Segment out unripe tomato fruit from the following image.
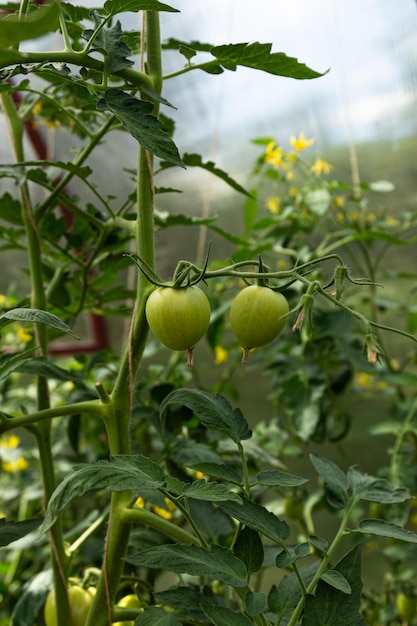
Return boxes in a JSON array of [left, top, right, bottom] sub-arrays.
[[145, 286, 211, 351], [230, 285, 289, 350], [44, 585, 94, 626], [396, 592, 417, 622], [114, 593, 143, 625]]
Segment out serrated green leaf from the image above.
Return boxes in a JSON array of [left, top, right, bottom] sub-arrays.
[[0, 308, 79, 339], [96, 88, 184, 167], [0, 3, 59, 48], [202, 605, 253, 626], [321, 570, 352, 594], [351, 519, 417, 543], [103, 0, 179, 15], [347, 467, 410, 504], [0, 518, 42, 547], [39, 455, 165, 535], [91, 20, 134, 73], [219, 496, 290, 544], [188, 462, 242, 485], [209, 42, 326, 79], [134, 606, 183, 625], [127, 544, 247, 587], [155, 585, 217, 621], [0, 191, 22, 225], [160, 389, 251, 443], [245, 591, 267, 617], [257, 469, 308, 487], [268, 561, 319, 617], [183, 479, 242, 503], [159, 153, 253, 197], [303, 546, 366, 626], [234, 527, 264, 574], [154, 210, 216, 230], [310, 452, 349, 506]]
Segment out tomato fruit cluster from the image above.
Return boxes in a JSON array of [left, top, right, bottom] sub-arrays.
[[145, 283, 289, 362], [44, 585, 94, 626], [230, 285, 289, 352]]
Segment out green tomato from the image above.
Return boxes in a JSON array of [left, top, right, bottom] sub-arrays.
[[230, 285, 289, 350], [114, 593, 143, 625], [44, 585, 94, 626], [145, 286, 211, 351], [396, 592, 417, 622]]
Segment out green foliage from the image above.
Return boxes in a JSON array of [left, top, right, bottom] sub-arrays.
[[0, 3, 416, 626]]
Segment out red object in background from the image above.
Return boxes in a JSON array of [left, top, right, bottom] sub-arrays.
[[10, 90, 109, 355]]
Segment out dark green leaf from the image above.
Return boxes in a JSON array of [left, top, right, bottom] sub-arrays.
[[127, 544, 247, 587], [0, 308, 79, 339], [303, 546, 366, 625], [155, 585, 218, 621], [39, 455, 165, 534], [188, 462, 242, 486], [219, 497, 290, 544], [17, 357, 82, 382], [154, 211, 216, 230], [0, 349, 34, 383], [268, 561, 318, 617], [321, 570, 352, 594], [159, 152, 252, 197], [96, 88, 184, 167], [93, 20, 134, 73], [208, 42, 326, 79], [276, 542, 311, 568], [234, 527, 264, 574], [347, 467, 410, 504], [201, 605, 253, 626], [103, 0, 180, 15], [0, 192, 22, 225], [257, 469, 308, 487], [351, 519, 417, 543], [160, 389, 252, 443], [310, 452, 349, 506], [134, 606, 183, 625], [11, 570, 52, 625], [0, 3, 59, 48], [182, 480, 242, 503], [245, 591, 267, 617], [0, 518, 42, 547]]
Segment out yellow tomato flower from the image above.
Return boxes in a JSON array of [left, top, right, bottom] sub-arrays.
[[264, 141, 284, 168], [0, 434, 20, 449], [3, 457, 29, 472], [266, 197, 280, 215], [152, 498, 176, 520], [15, 325, 32, 342], [214, 346, 228, 365], [289, 186, 300, 198], [135, 496, 145, 509], [333, 195, 345, 208], [194, 471, 205, 480], [286, 170, 296, 181], [0, 294, 6, 306], [365, 213, 376, 222], [290, 132, 315, 151], [355, 372, 372, 389], [310, 157, 332, 176]]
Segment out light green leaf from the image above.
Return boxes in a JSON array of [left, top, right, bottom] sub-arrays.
[[96, 88, 184, 167], [305, 188, 331, 215], [321, 570, 352, 594], [207, 42, 326, 79], [0, 308, 79, 339], [368, 180, 395, 193], [351, 519, 417, 543], [160, 389, 252, 443], [0, 3, 59, 49], [127, 544, 248, 587]]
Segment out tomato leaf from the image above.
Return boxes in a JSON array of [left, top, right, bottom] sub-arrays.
[[219, 497, 290, 544], [0, 308, 79, 339], [201, 605, 253, 626], [257, 469, 309, 487], [310, 452, 349, 507], [234, 527, 264, 574], [350, 519, 417, 543], [245, 591, 267, 617], [0, 349, 35, 383], [187, 463, 243, 486], [0, 518, 42, 547], [127, 544, 248, 587], [182, 480, 242, 504], [303, 546, 366, 625], [160, 389, 252, 443], [96, 88, 184, 167], [204, 42, 327, 79], [0, 3, 59, 48], [103, 0, 180, 15]]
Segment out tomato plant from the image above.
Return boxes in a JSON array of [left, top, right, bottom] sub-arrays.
[[44, 586, 94, 626], [113, 594, 143, 626], [145, 286, 211, 357], [229, 285, 289, 360], [396, 592, 417, 622]]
